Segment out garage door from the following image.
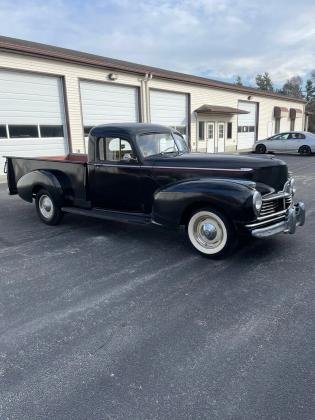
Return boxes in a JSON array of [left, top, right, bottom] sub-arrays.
[[80, 81, 139, 149], [149, 90, 188, 138], [0, 70, 68, 175], [237, 101, 257, 150]]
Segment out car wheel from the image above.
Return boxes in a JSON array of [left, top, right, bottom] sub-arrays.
[[255, 144, 266, 154], [298, 145, 312, 156], [186, 209, 237, 258], [35, 189, 63, 225]]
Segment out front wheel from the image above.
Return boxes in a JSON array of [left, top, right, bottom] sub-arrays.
[[35, 189, 63, 225], [186, 209, 237, 258], [255, 144, 266, 154]]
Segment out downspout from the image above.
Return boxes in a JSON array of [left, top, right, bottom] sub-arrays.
[[139, 73, 153, 122], [194, 111, 198, 152]]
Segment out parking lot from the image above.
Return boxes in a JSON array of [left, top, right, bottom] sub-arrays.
[[0, 154, 314, 419]]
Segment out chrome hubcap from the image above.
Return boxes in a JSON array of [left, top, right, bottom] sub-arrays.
[[201, 223, 217, 241], [194, 216, 224, 249], [39, 195, 54, 219]]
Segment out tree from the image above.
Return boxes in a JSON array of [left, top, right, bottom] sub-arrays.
[[255, 72, 274, 92], [281, 76, 304, 98], [305, 79, 315, 102], [234, 75, 243, 86]]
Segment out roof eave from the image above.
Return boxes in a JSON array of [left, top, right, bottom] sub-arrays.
[[0, 35, 306, 104]]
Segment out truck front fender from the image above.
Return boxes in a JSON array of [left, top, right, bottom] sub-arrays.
[[152, 178, 256, 227], [17, 170, 65, 205]]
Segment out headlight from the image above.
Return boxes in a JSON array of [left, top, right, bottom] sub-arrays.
[[253, 191, 262, 215]]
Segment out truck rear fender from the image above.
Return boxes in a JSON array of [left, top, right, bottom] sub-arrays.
[[152, 178, 257, 227], [17, 170, 65, 205]]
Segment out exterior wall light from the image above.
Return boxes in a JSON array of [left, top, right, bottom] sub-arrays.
[[108, 73, 118, 81]]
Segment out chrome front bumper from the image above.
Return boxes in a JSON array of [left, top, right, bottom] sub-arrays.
[[248, 202, 305, 239]]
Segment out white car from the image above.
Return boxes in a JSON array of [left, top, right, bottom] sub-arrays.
[[254, 131, 315, 155]]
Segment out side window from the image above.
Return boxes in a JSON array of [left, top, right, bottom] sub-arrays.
[[97, 137, 135, 162], [0, 125, 7, 138]]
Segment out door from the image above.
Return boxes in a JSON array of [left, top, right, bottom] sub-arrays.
[[0, 70, 68, 175], [237, 101, 257, 150], [268, 133, 290, 151], [149, 89, 188, 140], [89, 135, 143, 211], [287, 132, 305, 152], [217, 122, 225, 152], [80, 80, 139, 152], [206, 122, 215, 153]]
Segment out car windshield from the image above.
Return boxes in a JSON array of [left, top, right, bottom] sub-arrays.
[[136, 132, 188, 158]]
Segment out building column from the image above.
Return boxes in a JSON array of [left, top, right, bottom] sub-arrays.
[[63, 75, 85, 154]]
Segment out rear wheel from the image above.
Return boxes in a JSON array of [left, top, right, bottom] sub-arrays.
[[35, 189, 63, 225], [298, 145, 312, 156], [255, 144, 266, 154], [186, 209, 237, 258]]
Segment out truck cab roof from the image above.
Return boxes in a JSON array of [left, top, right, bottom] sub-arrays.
[[90, 123, 173, 138]]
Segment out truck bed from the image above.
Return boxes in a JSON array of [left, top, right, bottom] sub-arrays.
[[6, 154, 89, 206]]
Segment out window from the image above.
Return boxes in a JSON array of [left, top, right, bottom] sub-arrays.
[[9, 125, 38, 138], [137, 132, 188, 158], [84, 126, 93, 136], [0, 125, 7, 138], [97, 137, 135, 162], [218, 124, 224, 139], [198, 121, 205, 140], [40, 125, 64, 138], [208, 123, 214, 139], [290, 133, 305, 139], [238, 125, 255, 133], [227, 122, 232, 139], [290, 119, 295, 131], [275, 118, 281, 134]]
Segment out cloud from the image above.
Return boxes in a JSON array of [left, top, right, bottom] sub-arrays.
[[0, 0, 314, 86]]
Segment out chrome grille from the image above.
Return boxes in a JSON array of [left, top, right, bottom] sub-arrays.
[[259, 193, 292, 219]]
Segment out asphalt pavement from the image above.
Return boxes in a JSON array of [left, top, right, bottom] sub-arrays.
[[0, 154, 314, 419]]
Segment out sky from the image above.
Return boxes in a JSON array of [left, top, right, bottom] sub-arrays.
[[0, 0, 314, 88]]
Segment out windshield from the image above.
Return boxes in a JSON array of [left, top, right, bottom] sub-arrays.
[[136, 132, 188, 158]]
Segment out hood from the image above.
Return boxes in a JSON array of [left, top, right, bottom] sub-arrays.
[[147, 152, 288, 192]]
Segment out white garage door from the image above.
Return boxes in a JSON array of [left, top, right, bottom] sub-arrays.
[[237, 101, 257, 150], [149, 90, 188, 138], [80, 81, 139, 149], [0, 70, 68, 175]]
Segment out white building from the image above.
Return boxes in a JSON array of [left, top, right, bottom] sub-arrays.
[[0, 35, 306, 174]]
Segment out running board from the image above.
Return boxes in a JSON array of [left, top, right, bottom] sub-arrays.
[[61, 206, 152, 225]]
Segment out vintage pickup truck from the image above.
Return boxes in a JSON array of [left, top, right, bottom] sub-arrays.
[[5, 123, 305, 257]]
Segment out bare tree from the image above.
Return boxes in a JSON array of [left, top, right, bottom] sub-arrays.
[[281, 76, 304, 98]]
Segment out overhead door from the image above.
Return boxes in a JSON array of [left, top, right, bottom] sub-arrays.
[[80, 81, 139, 149], [237, 101, 258, 150], [149, 90, 188, 139], [0, 70, 68, 175]]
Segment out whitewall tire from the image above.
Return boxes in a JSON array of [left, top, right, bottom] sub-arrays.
[[187, 209, 236, 257]]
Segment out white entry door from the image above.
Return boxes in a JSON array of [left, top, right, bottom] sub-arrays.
[[217, 122, 225, 152], [206, 122, 215, 153]]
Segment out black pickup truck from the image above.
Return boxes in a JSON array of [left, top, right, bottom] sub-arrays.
[[5, 123, 305, 257]]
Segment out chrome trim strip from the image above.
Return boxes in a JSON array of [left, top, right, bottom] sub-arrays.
[[246, 215, 286, 228], [89, 163, 254, 172], [257, 209, 287, 221], [262, 192, 291, 201]]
